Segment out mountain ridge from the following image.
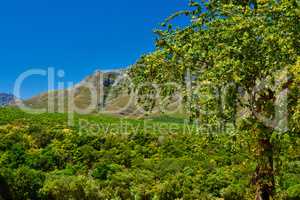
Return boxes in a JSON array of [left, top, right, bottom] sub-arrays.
[[0, 93, 15, 106], [22, 69, 139, 115]]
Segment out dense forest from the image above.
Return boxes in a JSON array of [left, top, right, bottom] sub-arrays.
[[0, 0, 299, 199], [0, 107, 299, 200]]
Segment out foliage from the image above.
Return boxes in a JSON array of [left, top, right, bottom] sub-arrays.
[[0, 0, 299, 199], [129, 0, 300, 199], [0, 107, 299, 199]]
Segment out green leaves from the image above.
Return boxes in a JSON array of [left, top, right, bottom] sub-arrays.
[[129, 0, 299, 199], [0, 0, 300, 199]]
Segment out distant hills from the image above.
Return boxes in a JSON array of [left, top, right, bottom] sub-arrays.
[[21, 69, 182, 117], [0, 93, 15, 106], [23, 70, 143, 116]]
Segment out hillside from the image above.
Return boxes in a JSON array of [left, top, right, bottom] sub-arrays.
[[0, 93, 15, 106], [24, 71, 117, 110], [23, 70, 183, 117], [1, 1, 299, 199], [0, 107, 299, 200], [23, 70, 140, 115]]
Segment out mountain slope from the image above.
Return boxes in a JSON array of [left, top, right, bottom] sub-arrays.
[[0, 93, 15, 106], [23, 69, 184, 117], [23, 70, 139, 114]]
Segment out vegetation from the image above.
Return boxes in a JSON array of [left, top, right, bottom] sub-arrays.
[[129, 0, 300, 199], [0, 0, 299, 199], [0, 107, 299, 200]]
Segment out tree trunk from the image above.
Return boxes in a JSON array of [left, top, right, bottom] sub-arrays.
[[254, 137, 275, 200], [249, 88, 276, 200]]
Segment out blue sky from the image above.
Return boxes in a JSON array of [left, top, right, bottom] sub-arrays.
[[0, 0, 189, 99]]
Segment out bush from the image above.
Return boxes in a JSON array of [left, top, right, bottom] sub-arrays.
[[221, 184, 245, 200], [286, 184, 300, 200], [12, 167, 45, 200]]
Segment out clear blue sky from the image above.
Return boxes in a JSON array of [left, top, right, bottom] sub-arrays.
[[0, 0, 189, 99]]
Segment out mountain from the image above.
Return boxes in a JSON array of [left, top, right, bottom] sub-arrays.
[[0, 93, 15, 106], [23, 69, 183, 116], [23, 70, 140, 115]]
